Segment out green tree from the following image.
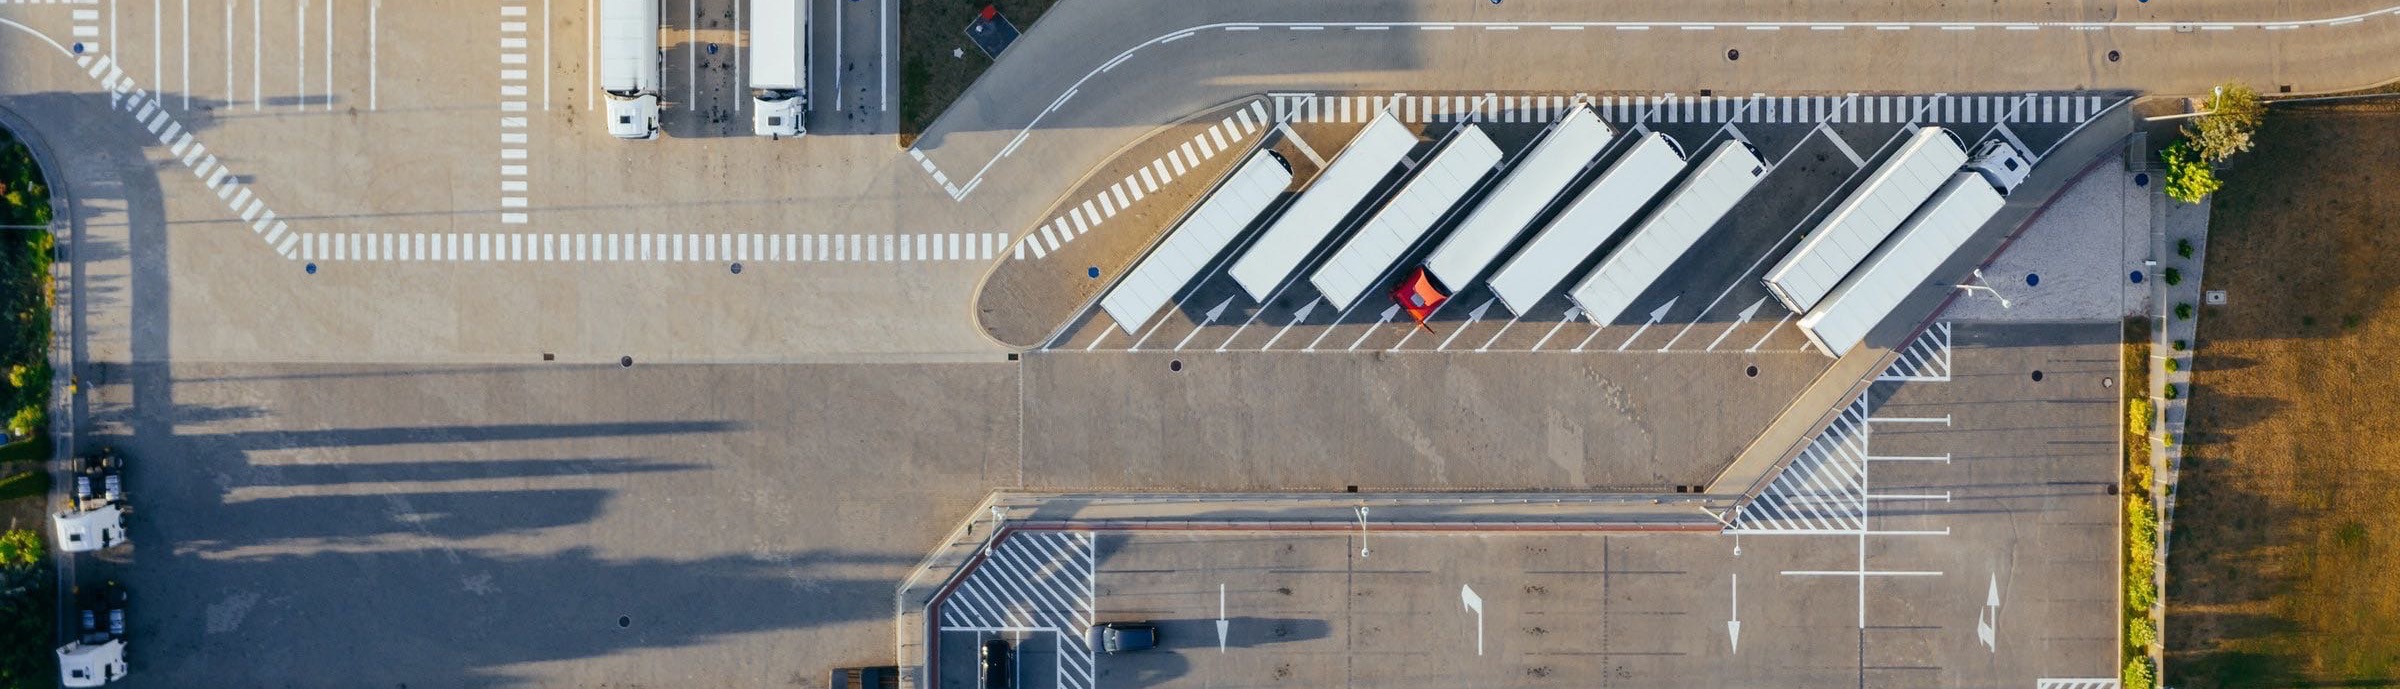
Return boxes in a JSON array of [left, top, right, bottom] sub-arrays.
[[2182, 83, 2266, 163], [0, 531, 36, 568], [2161, 142, 2221, 204]]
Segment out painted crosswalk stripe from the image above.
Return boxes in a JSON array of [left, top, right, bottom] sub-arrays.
[[1732, 396, 1871, 533], [1878, 322, 1954, 382]]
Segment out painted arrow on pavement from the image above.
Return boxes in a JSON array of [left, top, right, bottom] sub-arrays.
[[1617, 296, 1679, 352], [1174, 297, 1236, 350], [1340, 304, 1403, 352], [1260, 298, 1319, 351], [1704, 297, 1769, 351], [1436, 298, 1495, 351], [1728, 573, 1741, 654], [1530, 306, 1582, 351]]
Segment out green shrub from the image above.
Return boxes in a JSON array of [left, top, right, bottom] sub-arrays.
[[0, 529, 37, 566], [2172, 339, 2188, 352], [2164, 358, 2180, 373], [2175, 303, 2194, 320], [2163, 268, 2182, 286], [2125, 656, 2156, 689], [2164, 384, 2180, 400], [2129, 398, 2154, 436], [4, 407, 38, 439], [2183, 83, 2266, 163], [2161, 142, 2222, 204], [2127, 615, 2158, 650], [2177, 238, 2194, 259]]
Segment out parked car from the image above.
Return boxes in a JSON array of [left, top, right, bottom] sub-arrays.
[[979, 639, 1012, 689], [1093, 622, 1159, 654]]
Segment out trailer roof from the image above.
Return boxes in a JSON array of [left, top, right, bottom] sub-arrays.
[[1423, 106, 1615, 289], [748, 0, 803, 89], [1489, 132, 1689, 317], [1308, 126, 1503, 311], [1562, 139, 1764, 324], [598, 0, 660, 91], [1762, 126, 1966, 313], [1799, 173, 2005, 357], [1228, 112, 1418, 302], [1099, 151, 1293, 333]]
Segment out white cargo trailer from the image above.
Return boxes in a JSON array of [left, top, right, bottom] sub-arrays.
[[1488, 132, 1689, 317], [1761, 126, 1967, 312], [1561, 139, 1763, 324], [1099, 151, 1293, 334], [1422, 106, 1615, 290], [1797, 140, 2028, 357], [1227, 112, 1417, 302], [749, 0, 807, 137], [1308, 125, 1502, 311], [600, 0, 662, 139]]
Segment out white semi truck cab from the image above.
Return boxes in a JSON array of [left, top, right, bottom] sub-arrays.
[[53, 450, 127, 554], [59, 583, 129, 687], [1965, 139, 2030, 195], [750, 0, 807, 138], [600, 0, 662, 139]]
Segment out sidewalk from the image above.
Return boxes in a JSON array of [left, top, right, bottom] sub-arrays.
[[2145, 176, 2210, 676]]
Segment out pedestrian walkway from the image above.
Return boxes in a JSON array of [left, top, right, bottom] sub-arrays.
[[1013, 101, 1268, 260], [1272, 92, 2114, 126], [938, 530, 1096, 689], [1876, 322, 1954, 382], [1730, 396, 1870, 533], [73, 51, 298, 258], [289, 231, 1011, 263]]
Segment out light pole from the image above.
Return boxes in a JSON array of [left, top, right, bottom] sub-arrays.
[[1954, 268, 2012, 309], [1355, 506, 1370, 558]]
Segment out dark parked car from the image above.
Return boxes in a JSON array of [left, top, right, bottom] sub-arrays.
[[1094, 622, 1158, 654], [980, 639, 1012, 689]]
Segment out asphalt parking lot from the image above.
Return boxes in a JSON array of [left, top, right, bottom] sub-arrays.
[[1004, 90, 2122, 359], [934, 320, 2123, 689]]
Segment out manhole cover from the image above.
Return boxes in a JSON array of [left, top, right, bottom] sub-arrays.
[[2134, 173, 2150, 187], [618, 615, 631, 628], [305, 263, 318, 275], [2025, 273, 2040, 287], [1726, 49, 1740, 61], [2204, 290, 2227, 305], [2108, 50, 2121, 62], [1170, 360, 1183, 372], [2129, 270, 2145, 284], [2031, 370, 2045, 382], [1745, 365, 1758, 378], [620, 356, 634, 368]]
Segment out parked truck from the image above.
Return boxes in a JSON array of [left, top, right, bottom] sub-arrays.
[[600, 0, 661, 139], [58, 582, 128, 687], [52, 450, 127, 554], [1796, 139, 2030, 357], [749, 0, 807, 138]]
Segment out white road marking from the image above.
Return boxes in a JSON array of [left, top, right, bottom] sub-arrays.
[[296, 0, 306, 111], [369, 0, 377, 109]]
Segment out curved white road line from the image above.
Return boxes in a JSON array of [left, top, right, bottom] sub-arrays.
[[916, 4, 2400, 201], [0, 18, 75, 57]]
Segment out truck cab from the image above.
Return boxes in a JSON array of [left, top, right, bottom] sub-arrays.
[[59, 583, 129, 687], [54, 451, 128, 553], [1966, 140, 2031, 195], [752, 91, 806, 138], [606, 95, 661, 140]]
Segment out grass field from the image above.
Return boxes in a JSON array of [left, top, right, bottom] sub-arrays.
[[2164, 101, 2400, 688], [898, 0, 1060, 145]]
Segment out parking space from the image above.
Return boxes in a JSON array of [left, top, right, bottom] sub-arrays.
[[1010, 90, 2130, 360], [930, 319, 2120, 688]]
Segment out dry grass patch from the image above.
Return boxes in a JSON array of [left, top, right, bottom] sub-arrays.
[[2164, 103, 2400, 689]]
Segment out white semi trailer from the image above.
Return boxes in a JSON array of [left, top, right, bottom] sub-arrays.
[[600, 0, 662, 140], [1797, 140, 2030, 358], [749, 0, 807, 137]]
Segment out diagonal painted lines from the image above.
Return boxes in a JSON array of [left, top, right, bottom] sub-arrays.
[[2035, 680, 2119, 689], [1732, 396, 1871, 533], [1877, 322, 1953, 381], [499, 2, 533, 224], [1012, 100, 1265, 261], [74, 51, 299, 257], [939, 531, 1098, 689]]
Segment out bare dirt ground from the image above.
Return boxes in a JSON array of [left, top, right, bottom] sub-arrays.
[[2164, 101, 2400, 688]]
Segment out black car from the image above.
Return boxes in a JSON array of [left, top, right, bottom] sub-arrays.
[[980, 639, 1012, 689], [1093, 622, 1159, 654]]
